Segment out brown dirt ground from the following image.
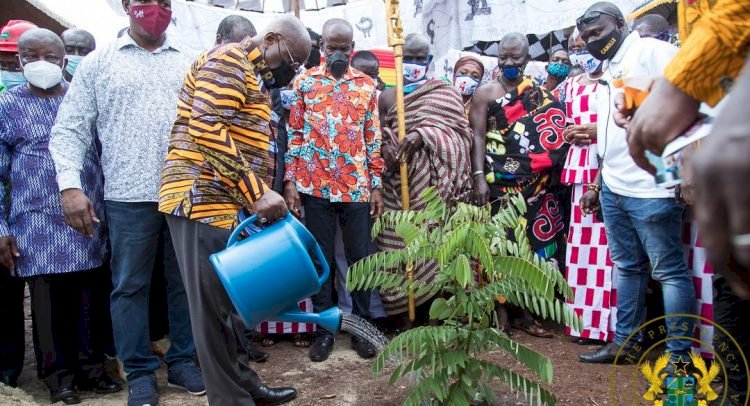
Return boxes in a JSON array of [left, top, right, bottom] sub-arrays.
[[10, 294, 644, 405]]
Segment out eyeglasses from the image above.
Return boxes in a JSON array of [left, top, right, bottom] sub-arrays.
[[278, 39, 301, 73], [576, 10, 622, 29]]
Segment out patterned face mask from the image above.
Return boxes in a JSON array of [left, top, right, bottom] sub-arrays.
[[547, 62, 571, 79], [569, 52, 602, 74], [403, 61, 428, 83], [280, 89, 295, 110], [453, 75, 480, 95]]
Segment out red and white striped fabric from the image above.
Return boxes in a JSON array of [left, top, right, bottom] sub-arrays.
[[565, 184, 617, 340], [255, 298, 317, 335], [683, 214, 715, 359], [560, 76, 600, 185]]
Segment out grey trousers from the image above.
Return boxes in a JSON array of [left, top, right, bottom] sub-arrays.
[[167, 215, 262, 406]]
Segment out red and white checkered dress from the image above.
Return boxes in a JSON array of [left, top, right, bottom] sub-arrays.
[[682, 213, 714, 359], [561, 76, 618, 341], [255, 298, 317, 335]]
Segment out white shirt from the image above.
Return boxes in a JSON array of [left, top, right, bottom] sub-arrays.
[[596, 32, 678, 199], [50, 34, 193, 202]]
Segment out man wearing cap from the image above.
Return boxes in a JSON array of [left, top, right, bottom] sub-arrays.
[[0, 20, 38, 93], [0, 19, 37, 387]]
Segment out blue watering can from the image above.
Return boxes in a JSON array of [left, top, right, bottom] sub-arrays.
[[209, 213, 341, 334]]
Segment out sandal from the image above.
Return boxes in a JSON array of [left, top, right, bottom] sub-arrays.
[[260, 336, 277, 347], [512, 318, 553, 338], [293, 333, 312, 348]]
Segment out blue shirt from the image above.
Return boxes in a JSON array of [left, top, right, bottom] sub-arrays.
[[0, 85, 106, 277]]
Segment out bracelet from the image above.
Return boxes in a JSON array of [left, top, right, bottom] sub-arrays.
[[472, 170, 484, 177], [586, 183, 601, 193]]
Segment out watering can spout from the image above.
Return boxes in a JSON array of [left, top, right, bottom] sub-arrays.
[[275, 306, 342, 334]]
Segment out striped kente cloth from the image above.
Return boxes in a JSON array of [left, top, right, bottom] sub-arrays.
[[159, 38, 275, 229], [377, 79, 473, 316]]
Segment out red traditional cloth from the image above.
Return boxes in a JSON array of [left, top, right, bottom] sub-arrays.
[[683, 213, 715, 359]]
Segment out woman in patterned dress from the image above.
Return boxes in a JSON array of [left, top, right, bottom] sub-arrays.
[[560, 31, 616, 344]]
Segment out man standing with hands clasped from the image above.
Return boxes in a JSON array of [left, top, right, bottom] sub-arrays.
[[284, 18, 385, 363]]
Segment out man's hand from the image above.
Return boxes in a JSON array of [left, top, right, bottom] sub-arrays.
[[563, 124, 597, 146], [579, 190, 600, 215], [61, 188, 99, 236], [0, 235, 20, 273], [370, 189, 384, 219], [382, 144, 398, 169], [253, 190, 289, 223], [397, 132, 424, 163], [626, 79, 700, 174], [472, 176, 490, 207], [283, 181, 301, 218], [613, 92, 632, 129]]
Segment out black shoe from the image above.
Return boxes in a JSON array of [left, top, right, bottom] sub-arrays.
[[351, 336, 376, 359], [248, 344, 270, 363], [77, 375, 123, 394], [578, 342, 633, 364], [50, 387, 81, 405], [309, 335, 335, 362], [251, 385, 297, 406]]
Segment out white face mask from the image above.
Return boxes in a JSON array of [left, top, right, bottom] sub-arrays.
[[453, 75, 480, 95], [23, 60, 63, 90], [280, 89, 295, 110], [403, 62, 428, 83], [569, 52, 602, 75]]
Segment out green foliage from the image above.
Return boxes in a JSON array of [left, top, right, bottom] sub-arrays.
[[348, 187, 581, 405]]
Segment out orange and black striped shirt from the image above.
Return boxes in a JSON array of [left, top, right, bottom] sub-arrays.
[[159, 38, 275, 229]]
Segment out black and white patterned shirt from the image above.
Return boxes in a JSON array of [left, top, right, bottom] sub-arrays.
[[50, 33, 193, 202]]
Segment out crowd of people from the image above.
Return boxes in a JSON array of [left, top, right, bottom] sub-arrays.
[[0, 0, 748, 405]]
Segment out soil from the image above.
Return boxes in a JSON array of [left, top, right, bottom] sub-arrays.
[[9, 296, 642, 405]]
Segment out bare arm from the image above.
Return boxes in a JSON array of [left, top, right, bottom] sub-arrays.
[[469, 86, 490, 206]]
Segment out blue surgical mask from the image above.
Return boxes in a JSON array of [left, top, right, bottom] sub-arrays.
[[500, 66, 523, 81], [0, 70, 27, 90], [64, 55, 84, 77]]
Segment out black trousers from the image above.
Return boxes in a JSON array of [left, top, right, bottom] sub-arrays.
[[166, 215, 263, 406], [713, 277, 750, 405], [0, 269, 25, 385], [302, 195, 373, 334], [28, 269, 105, 392]]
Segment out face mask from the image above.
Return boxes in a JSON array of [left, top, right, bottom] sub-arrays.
[[280, 89, 295, 110], [569, 52, 602, 74], [0, 70, 27, 90], [130, 4, 172, 38], [453, 75, 480, 95], [64, 55, 83, 77], [267, 60, 296, 89], [23, 61, 63, 90], [586, 28, 623, 61], [326, 50, 349, 78], [403, 62, 428, 83], [499, 65, 523, 81], [547, 62, 571, 79]]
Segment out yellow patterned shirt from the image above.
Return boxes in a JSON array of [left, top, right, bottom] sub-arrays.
[[159, 38, 275, 229], [664, 0, 750, 106]]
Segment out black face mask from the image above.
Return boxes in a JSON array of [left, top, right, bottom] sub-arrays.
[[587, 27, 624, 61], [267, 60, 297, 89], [326, 51, 349, 78]]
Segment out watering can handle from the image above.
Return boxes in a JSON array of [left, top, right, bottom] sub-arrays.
[[226, 214, 260, 248]]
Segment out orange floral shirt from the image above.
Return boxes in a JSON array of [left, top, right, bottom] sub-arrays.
[[285, 66, 385, 202]]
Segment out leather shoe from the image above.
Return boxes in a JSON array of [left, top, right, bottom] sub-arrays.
[[351, 335, 376, 359], [309, 335, 335, 362], [50, 387, 81, 405], [77, 375, 123, 394], [578, 342, 634, 364], [251, 385, 297, 406], [248, 344, 269, 363]]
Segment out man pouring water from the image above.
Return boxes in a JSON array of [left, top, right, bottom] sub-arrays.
[[157, 15, 310, 406]]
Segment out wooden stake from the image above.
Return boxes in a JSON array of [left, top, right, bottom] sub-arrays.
[[385, 0, 415, 322], [293, 0, 301, 18]]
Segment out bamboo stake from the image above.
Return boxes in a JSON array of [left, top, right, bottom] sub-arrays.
[[384, 0, 415, 322]]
